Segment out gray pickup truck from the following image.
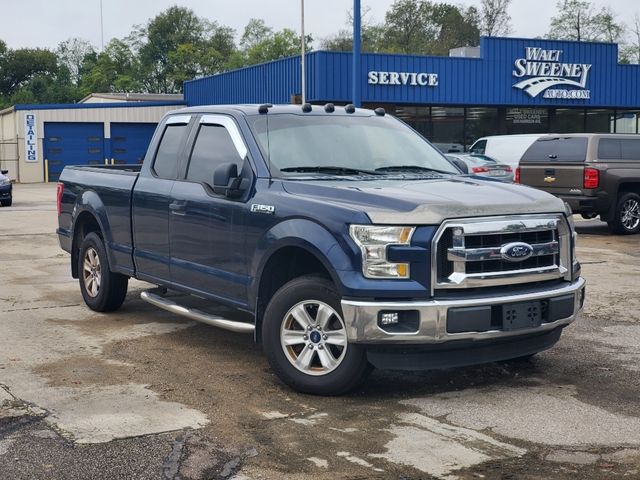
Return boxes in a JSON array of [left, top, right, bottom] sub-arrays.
[[518, 134, 640, 234], [57, 104, 585, 395]]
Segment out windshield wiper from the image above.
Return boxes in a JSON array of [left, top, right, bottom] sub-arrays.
[[375, 165, 451, 174], [280, 166, 383, 176]]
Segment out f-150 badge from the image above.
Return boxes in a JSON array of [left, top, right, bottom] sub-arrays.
[[250, 204, 275, 215]]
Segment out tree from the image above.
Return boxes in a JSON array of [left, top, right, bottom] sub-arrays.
[[479, 0, 512, 36], [320, 8, 390, 53], [233, 18, 312, 68], [0, 47, 58, 98], [548, 0, 624, 43], [56, 38, 96, 85], [620, 14, 640, 64]]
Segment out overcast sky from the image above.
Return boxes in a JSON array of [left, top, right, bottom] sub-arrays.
[[1, 0, 638, 50]]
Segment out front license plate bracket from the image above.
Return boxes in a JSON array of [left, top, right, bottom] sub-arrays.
[[502, 301, 542, 331]]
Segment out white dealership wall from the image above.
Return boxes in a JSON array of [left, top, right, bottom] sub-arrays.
[[0, 102, 183, 183]]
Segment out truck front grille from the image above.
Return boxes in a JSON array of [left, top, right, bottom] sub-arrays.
[[432, 215, 571, 293]]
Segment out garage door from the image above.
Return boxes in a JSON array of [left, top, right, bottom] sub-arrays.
[[44, 123, 105, 181], [110, 123, 157, 165]]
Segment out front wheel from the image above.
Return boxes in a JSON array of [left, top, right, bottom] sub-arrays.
[[608, 192, 640, 235], [78, 232, 128, 312], [0, 199, 11, 207], [262, 276, 371, 395]]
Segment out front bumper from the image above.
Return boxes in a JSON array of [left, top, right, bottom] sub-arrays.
[[341, 277, 585, 344]]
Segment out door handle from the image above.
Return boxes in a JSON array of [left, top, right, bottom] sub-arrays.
[[169, 201, 186, 216]]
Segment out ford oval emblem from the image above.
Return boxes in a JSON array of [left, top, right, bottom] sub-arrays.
[[500, 242, 534, 262]]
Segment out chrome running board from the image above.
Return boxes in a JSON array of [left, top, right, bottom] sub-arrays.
[[140, 289, 255, 334]]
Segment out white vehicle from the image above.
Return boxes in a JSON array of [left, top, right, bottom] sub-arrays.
[[469, 134, 548, 169]]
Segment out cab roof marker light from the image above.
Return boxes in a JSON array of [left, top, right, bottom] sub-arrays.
[[258, 104, 273, 114], [324, 103, 335, 113], [374, 107, 386, 116], [345, 104, 356, 114], [301, 103, 312, 113]]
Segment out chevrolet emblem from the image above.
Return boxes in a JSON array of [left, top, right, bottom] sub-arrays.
[[544, 176, 556, 183]]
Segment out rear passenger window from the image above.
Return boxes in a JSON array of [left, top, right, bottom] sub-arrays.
[[621, 139, 640, 160], [186, 125, 243, 185], [153, 124, 188, 179], [470, 140, 486, 154], [598, 139, 621, 159], [521, 137, 588, 162]]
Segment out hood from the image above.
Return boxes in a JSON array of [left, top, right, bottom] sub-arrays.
[[282, 176, 565, 225]]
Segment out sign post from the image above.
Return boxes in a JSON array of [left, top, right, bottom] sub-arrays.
[[352, 0, 361, 107]]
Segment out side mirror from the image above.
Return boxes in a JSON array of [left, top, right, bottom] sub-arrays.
[[213, 163, 243, 197], [0, 170, 7, 175], [450, 158, 469, 174]]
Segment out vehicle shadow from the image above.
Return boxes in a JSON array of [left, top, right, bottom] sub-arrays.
[[574, 219, 612, 236]]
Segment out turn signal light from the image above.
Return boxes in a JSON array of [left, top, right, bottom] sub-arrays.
[[504, 166, 512, 172], [515, 167, 521, 184], [56, 182, 64, 215], [583, 168, 599, 189]]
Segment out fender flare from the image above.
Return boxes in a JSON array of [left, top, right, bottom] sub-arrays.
[[248, 219, 355, 312]]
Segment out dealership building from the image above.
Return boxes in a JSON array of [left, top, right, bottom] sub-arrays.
[[186, 36, 640, 151], [2, 36, 640, 183]]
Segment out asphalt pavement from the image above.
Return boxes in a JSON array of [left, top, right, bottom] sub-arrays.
[[1, 183, 640, 479]]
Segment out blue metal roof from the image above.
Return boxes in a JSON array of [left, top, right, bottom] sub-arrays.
[[184, 37, 640, 109]]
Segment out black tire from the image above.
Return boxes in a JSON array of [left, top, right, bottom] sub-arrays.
[[607, 192, 640, 235], [78, 232, 128, 312], [262, 275, 371, 395], [0, 199, 11, 207]]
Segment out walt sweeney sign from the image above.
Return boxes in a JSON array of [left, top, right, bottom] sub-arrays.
[[512, 47, 592, 100]]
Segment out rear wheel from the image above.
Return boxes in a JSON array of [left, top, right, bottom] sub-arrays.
[[608, 192, 640, 235], [78, 232, 128, 312], [262, 276, 371, 395]]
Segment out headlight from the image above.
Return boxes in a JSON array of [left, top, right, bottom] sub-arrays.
[[0, 178, 9, 186], [349, 225, 415, 279]]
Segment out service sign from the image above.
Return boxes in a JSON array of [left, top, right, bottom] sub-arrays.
[[368, 71, 439, 87], [24, 113, 38, 162], [512, 47, 592, 100]]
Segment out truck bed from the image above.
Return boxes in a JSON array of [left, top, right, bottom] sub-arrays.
[[58, 165, 142, 277]]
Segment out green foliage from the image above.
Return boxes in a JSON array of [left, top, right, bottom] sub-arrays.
[[322, 0, 479, 56], [548, 0, 624, 43]]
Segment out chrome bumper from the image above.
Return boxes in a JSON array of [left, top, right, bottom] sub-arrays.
[[341, 277, 585, 344]]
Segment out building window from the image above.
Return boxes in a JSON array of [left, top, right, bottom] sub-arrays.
[[431, 107, 465, 152], [504, 108, 549, 134], [465, 108, 498, 148], [613, 111, 640, 134], [585, 109, 615, 133], [394, 106, 430, 139], [551, 109, 585, 133]]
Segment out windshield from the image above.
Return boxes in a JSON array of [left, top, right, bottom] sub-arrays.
[[247, 113, 459, 177]]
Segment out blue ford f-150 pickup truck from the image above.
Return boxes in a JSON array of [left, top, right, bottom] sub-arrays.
[[57, 104, 585, 395]]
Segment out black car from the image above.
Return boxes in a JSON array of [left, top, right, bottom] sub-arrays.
[[0, 169, 12, 207]]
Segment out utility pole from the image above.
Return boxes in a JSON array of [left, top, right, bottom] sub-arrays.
[[352, 0, 361, 107], [100, 0, 105, 51], [301, 0, 306, 104]]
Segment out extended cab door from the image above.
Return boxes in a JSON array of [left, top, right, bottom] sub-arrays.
[[132, 115, 192, 283], [169, 115, 251, 306], [519, 136, 588, 195]]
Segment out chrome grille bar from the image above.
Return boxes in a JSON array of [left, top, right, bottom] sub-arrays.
[[432, 214, 572, 293], [447, 240, 559, 262]]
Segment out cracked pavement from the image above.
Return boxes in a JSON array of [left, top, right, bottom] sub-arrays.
[[1, 183, 640, 479]]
